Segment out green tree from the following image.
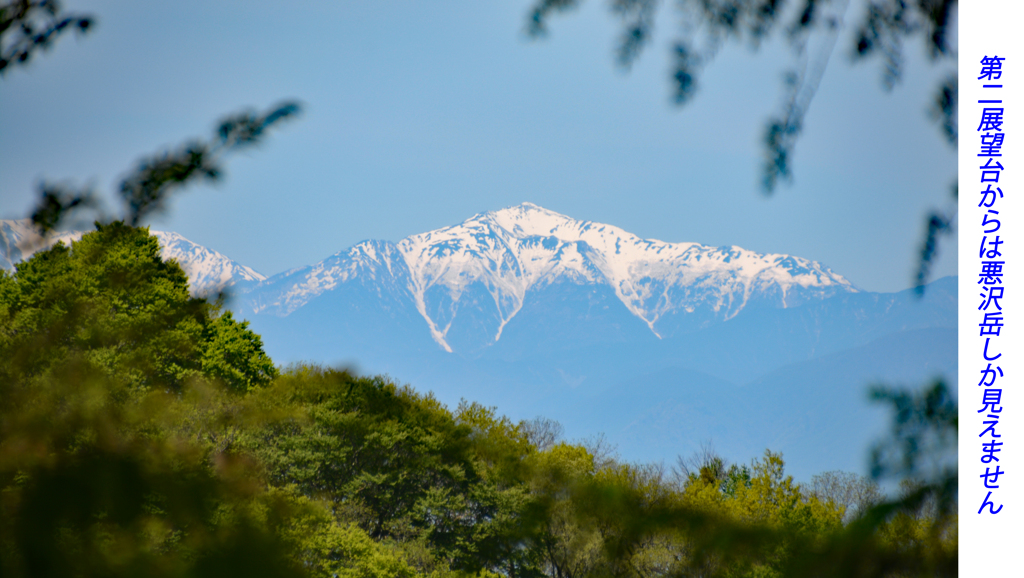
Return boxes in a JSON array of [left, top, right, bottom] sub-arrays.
[[0, 221, 277, 393], [528, 442, 604, 578], [201, 309, 279, 393], [240, 368, 541, 577]]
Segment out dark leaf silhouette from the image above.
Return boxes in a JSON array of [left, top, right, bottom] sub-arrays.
[[0, 0, 93, 74]]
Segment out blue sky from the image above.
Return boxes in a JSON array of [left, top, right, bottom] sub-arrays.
[[0, 0, 957, 292]]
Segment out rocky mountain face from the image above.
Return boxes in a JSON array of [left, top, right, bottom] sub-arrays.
[[1, 219, 265, 296], [1, 207, 957, 480]]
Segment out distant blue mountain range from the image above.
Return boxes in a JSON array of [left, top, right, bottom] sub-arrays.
[[1, 205, 957, 480]]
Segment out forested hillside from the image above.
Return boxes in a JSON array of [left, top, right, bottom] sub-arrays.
[[0, 224, 956, 577]]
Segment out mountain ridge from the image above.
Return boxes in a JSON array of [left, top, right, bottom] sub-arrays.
[[241, 203, 858, 352]]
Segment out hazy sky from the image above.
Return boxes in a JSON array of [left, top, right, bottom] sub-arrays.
[[1, 0, 957, 292]]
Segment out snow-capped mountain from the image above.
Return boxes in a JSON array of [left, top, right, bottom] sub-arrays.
[[152, 230, 266, 294], [0, 219, 265, 296], [0, 220, 82, 271], [244, 203, 856, 351], [6, 205, 860, 353]]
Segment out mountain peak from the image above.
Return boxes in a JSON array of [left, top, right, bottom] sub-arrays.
[[484, 202, 583, 240], [365, 204, 857, 350], [495, 201, 547, 213]]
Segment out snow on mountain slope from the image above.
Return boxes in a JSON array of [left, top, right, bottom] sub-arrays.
[[244, 239, 410, 316], [152, 230, 265, 294], [401, 204, 855, 347], [0, 220, 81, 270], [0, 220, 264, 296], [250, 203, 857, 351]]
